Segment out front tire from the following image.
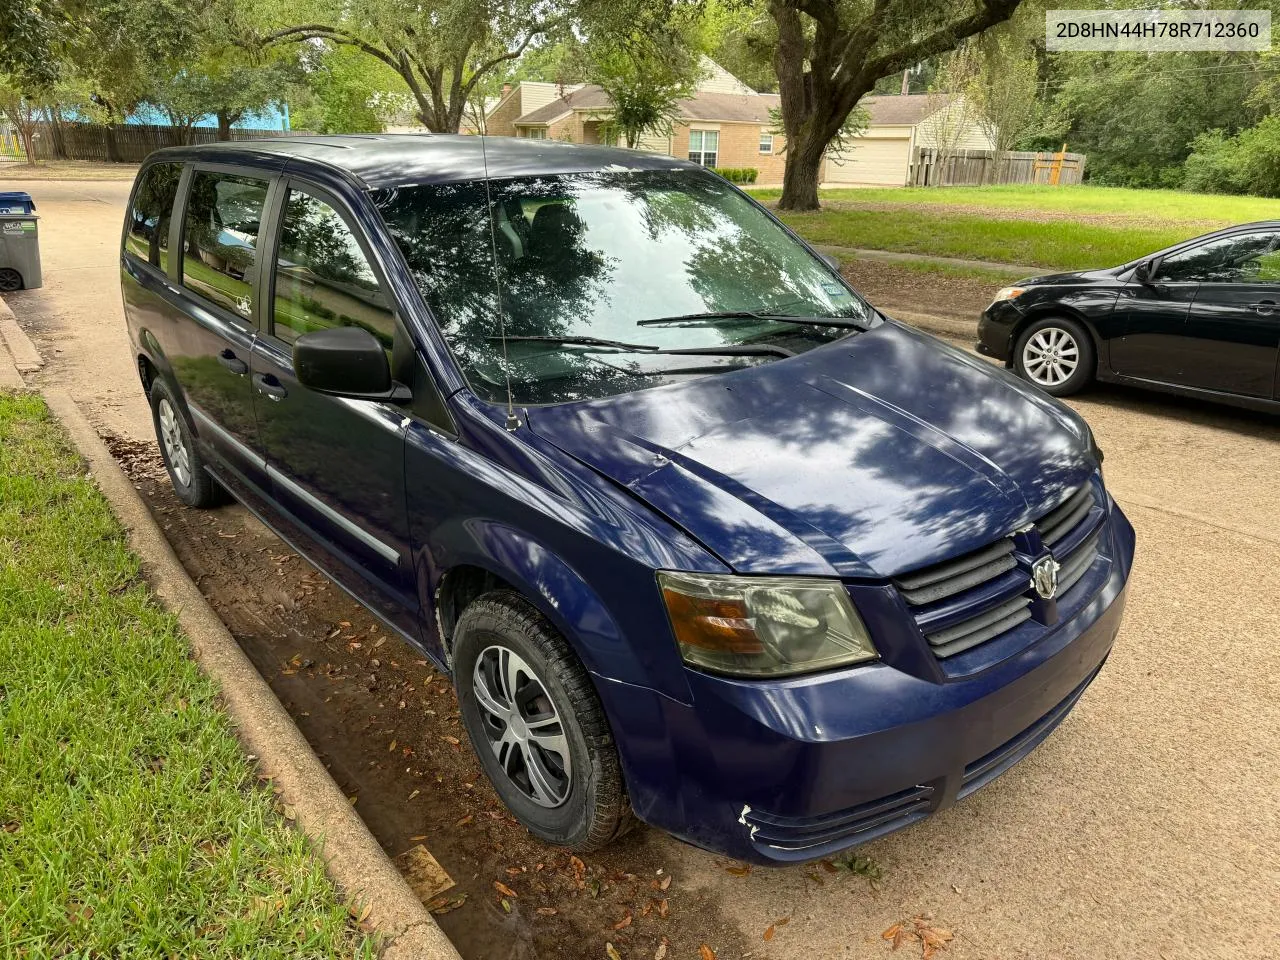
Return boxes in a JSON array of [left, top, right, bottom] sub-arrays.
[[149, 379, 220, 508], [1014, 316, 1095, 396], [453, 590, 633, 851]]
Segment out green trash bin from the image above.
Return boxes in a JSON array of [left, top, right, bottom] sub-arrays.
[[0, 205, 42, 292]]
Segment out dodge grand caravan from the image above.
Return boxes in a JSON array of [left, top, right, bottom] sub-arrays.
[[120, 136, 1135, 864]]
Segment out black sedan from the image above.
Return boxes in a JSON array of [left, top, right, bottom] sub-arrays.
[[977, 222, 1280, 412]]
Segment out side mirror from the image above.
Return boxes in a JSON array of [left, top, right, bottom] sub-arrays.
[[293, 326, 410, 402], [1133, 260, 1155, 284], [819, 252, 841, 272]]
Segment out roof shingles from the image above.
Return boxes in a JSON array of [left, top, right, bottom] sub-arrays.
[[514, 86, 945, 129]]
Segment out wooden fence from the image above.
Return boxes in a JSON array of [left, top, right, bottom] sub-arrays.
[[0, 122, 305, 164], [911, 147, 1087, 187]]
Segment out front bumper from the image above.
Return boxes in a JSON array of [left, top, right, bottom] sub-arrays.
[[977, 299, 1024, 363], [596, 503, 1135, 864]]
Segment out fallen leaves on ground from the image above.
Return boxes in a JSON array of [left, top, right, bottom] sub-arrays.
[[699, 945, 717, 960], [763, 916, 791, 940], [613, 911, 633, 930], [605, 944, 622, 960], [493, 880, 519, 899], [724, 863, 752, 877], [882, 916, 955, 959], [427, 892, 467, 915]]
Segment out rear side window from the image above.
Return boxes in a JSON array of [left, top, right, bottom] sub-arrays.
[[271, 188, 394, 348], [181, 171, 269, 319], [125, 163, 182, 270]]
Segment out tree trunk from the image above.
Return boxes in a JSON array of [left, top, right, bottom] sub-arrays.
[[216, 112, 233, 141], [18, 127, 36, 165], [778, 131, 825, 210], [104, 124, 121, 163]]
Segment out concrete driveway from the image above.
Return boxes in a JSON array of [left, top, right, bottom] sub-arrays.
[[7, 178, 1280, 960]]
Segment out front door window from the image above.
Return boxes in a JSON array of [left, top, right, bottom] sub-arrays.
[[1158, 232, 1280, 283], [271, 188, 395, 349]]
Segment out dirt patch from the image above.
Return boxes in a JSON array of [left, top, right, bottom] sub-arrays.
[[840, 259, 998, 322], [104, 434, 753, 960]]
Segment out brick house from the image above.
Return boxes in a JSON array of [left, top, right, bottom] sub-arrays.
[[486, 60, 791, 183], [483, 61, 992, 187]]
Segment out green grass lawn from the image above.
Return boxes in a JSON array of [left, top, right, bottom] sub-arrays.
[[750, 184, 1280, 224], [749, 183, 1280, 272], [775, 206, 1184, 271], [0, 393, 374, 959]]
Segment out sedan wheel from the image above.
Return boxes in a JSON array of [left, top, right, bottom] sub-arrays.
[[472, 644, 573, 808], [1021, 326, 1080, 388]]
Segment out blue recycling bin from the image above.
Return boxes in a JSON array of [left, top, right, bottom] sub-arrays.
[[0, 191, 36, 215]]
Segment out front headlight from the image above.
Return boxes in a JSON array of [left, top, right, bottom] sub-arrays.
[[991, 286, 1025, 303], [657, 571, 878, 677]]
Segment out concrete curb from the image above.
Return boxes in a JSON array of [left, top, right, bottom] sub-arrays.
[[817, 243, 1041, 278], [0, 296, 44, 373], [38, 389, 460, 960]]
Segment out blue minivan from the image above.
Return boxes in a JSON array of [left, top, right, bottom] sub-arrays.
[[121, 136, 1134, 864]]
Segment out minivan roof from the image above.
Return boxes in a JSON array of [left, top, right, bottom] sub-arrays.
[[148, 134, 694, 190]]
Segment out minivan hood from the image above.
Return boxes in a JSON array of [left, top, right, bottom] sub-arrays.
[[527, 322, 1096, 579]]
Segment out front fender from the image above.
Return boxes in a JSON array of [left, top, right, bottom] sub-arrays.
[[425, 522, 653, 684]]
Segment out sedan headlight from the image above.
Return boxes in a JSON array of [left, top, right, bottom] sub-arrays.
[[657, 572, 878, 677], [991, 286, 1025, 303]]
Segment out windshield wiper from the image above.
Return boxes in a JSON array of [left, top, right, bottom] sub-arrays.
[[489, 336, 794, 358], [489, 335, 659, 351], [637, 310, 865, 329]]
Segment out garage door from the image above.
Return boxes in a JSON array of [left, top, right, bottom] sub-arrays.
[[824, 137, 911, 186]]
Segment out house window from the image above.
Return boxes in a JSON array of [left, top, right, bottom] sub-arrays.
[[688, 130, 719, 167], [520, 127, 548, 140], [759, 132, 773, 155]]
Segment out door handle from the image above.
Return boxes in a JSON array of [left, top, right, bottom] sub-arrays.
[[253, 372, 288, 401], [217, 349, 248, 375], [1256, 300, 1276, 316]]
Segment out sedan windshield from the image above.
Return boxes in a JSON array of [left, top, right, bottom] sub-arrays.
[[375, 168, 871, 404]]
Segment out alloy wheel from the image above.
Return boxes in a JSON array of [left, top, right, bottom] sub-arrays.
[[1022, 327, 1080, 387], [157, 398, 191, 488], [472, 644, 573, 808], [0, 269, 20, 293]]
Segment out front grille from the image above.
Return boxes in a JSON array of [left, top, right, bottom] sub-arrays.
[[744, 784, 935, 856], [894, 483, 1105, 660]]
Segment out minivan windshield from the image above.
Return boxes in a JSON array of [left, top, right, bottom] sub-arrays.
[[375, 168, 871, 404]]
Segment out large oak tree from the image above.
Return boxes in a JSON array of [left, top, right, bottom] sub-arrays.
[[258, 0, 571, 133], [769, 0, 1025, 209]]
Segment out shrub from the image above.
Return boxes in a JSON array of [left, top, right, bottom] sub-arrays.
[[1185, 115, 1280, 197], [1184, 130, 1249, 195], [711, 167, 759, 184]]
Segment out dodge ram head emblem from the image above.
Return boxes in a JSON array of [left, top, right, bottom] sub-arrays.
[[1031, 556, 1061, 599]]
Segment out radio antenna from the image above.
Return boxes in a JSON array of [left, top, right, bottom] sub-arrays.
[[478, 134, 520, 432]]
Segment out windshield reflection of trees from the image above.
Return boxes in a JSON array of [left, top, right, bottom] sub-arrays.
[[375, 170, 864, 404]]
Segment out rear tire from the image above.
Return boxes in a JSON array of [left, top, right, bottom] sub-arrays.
[[453, 590, 633, 851], [1014, 316, 1095, 397], [149, 379, 220, 508]]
